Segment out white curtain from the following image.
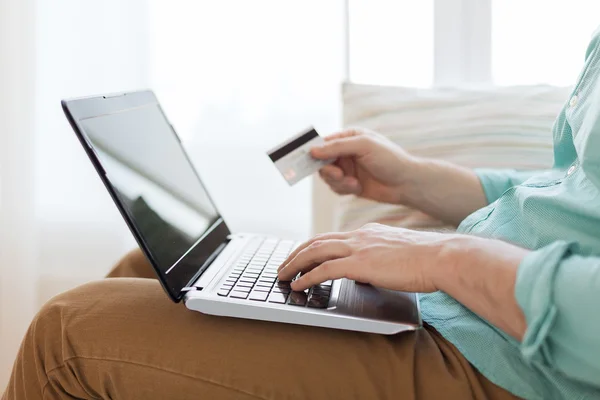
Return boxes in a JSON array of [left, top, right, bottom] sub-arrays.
[[33, 0, 151, 305], [0, 0, 344, 387], [0, 0, 37, 384], [1, 0, 151, 385]]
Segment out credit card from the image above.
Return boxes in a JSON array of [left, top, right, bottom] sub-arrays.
[[267, 127, 334, 186]]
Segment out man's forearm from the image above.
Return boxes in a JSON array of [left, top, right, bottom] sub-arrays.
[[433, 235, 530, 340], [402, 159, 489, 226]]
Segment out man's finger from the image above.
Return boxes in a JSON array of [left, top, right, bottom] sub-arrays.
[[321, 174, 361, 195], [337, 157, 356, 177], [278, 239, 351, 281], [310, 136, 368, 160], [278, 232, 347, 273], [290, 258, 351, 291], [323, 130, 360, 142], [319, 165, 344, 181]]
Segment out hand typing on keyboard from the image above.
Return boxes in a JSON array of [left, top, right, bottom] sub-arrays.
[[217, 238, 333, 308], [277, 223, 453, 293]]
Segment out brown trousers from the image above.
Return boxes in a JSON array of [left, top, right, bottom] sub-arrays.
[[2, 250, 519, 400]]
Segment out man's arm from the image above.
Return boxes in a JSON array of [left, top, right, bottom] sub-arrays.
[[399, 159, 489, 226], [311, 130, 543, 227], [403, 159, 543, 226], [435, 238, 600, 387], [280, 224, 600, 387], [432, 235, 529, 339]]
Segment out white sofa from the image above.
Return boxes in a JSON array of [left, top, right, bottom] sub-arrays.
[[312, 82, 571, 234]]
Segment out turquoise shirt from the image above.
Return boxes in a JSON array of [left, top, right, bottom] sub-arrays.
[[421, 28, 600, 399]]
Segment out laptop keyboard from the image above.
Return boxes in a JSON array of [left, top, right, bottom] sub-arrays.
[[217, 238, 332, 308]]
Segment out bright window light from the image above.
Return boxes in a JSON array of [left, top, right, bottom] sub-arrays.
[[348, 0, 434, 87], [493, 0, 600, 86]]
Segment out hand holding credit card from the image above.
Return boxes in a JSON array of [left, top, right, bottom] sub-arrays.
[[267, 128, 334, 185]]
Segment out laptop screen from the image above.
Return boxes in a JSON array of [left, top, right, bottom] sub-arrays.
[[70, 95, 228, 301]]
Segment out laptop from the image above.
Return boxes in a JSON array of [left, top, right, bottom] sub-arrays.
[[61, 90, 421, 334]]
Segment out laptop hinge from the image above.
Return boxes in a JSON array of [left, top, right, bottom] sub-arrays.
[[180, 241, 228, 295]]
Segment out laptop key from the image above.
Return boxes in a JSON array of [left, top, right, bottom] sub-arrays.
[[307, 294, 329, 308], [289, 291, 308, 306], [311, 287, 331, 296], [267, 292, 289, 304], [233, 285, 251, 293], [249, 291, 269, 301], [230, 290, 249, 299], [217, 289, 231, 297]]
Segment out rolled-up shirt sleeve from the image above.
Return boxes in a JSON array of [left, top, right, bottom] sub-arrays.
[[516, 241, 600, 387], [474, 169, 542, 204]]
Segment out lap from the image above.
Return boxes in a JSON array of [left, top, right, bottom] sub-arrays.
[[33, 251, 517, 399]]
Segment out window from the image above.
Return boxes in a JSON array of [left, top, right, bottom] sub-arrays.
[[347, 0, 600, 87], [493, 0, 600, 86], [348, 0, 434, 87], [148, 0, 344, 145]]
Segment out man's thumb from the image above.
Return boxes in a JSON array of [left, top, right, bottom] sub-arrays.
[[311, 137, 367, 160]]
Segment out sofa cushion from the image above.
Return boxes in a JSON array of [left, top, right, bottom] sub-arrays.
[[333, 82, 572, 232]]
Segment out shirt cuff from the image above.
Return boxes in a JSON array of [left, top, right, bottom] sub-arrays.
[[515, 241, 574, 364]]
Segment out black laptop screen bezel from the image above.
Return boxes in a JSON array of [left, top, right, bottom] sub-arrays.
[[61, 90, 231, 302]]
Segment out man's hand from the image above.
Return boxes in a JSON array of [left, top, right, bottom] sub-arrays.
[[312, 129, 419, 205], [312, 128, 490, 226], [278, 223, 530, 340], [278, 223, 453, 292]]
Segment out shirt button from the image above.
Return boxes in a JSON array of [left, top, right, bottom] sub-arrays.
[[569, 95, 579, 107], [567, 165, 577, 176]]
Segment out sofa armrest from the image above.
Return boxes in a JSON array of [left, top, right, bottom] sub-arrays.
[[311, 176, 339, 234]]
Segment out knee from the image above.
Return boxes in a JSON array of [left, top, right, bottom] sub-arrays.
[[33, 279, 145, 333], [20, 282, 109, 370], [32, 280, 118, 336], [28, 279, 162, 354]]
